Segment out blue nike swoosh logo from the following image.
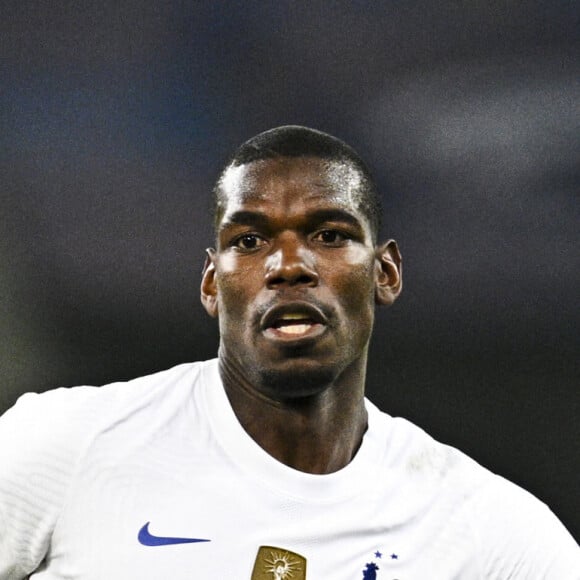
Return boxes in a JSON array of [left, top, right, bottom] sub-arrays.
[[138, 522, 211, 546]]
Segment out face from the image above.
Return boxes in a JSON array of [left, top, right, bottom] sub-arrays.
[[202, 156, 401, 399]]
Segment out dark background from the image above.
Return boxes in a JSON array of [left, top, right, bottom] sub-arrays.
[[1, 1, 578, 539]]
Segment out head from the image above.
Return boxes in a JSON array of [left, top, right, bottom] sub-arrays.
[[213, 125, 383, 243], [201, 126, 402, 400]]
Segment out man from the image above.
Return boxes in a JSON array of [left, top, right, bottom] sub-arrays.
[[0, 126, 577, 579]]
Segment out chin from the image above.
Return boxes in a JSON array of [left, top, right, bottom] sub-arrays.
[[257, 360, 342, 400]]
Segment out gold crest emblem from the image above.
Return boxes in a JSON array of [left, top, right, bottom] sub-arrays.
[[251, 546, 307, 580]]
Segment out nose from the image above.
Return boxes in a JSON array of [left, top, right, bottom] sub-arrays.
[[265, 235, 319, 289]]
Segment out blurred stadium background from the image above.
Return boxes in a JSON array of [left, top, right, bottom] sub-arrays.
[[1, 1, 578, 538]]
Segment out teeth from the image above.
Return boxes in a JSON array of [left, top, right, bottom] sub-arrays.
[[277, 324, 312, 335], [279, 313, 308, 321]]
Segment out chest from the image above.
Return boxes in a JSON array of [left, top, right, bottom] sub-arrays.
[[41, 448, 479, 580]]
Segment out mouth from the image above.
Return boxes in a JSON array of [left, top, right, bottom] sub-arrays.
[[261, 303, 327, 342]]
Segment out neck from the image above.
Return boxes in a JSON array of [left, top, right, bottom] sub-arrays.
[[218, 355, 369, 474]]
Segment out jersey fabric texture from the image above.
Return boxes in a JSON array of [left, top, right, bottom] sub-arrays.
[[0, 358, 578, 579]]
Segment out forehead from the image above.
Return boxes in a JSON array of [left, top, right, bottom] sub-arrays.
[[217, 156, 366, 218]]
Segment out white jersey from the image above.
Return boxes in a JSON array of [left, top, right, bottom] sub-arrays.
[[0, 359, 578, 579]]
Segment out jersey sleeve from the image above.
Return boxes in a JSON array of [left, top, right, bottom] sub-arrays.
[[471, 475, 580, 579], [0, 388, 100, 579]]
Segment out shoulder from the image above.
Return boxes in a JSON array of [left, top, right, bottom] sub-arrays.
[[366, 404, 580, 577], [367, 404, 485, 489], [468, 474, 580, 577], [0, 360, 207, 444], [0, 384, 102, 576], [0, 359, 212, 468], [0, 359, 213, 578]]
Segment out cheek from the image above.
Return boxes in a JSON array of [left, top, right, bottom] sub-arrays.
[[215, 274, 248, 340], [347, 248, 376, 285], [218, 253, 267, 286], [326, 252, 376, 310], [216, 274, 243, 311], [215, 261, 260, 316]]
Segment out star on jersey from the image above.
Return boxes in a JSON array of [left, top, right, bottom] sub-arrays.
[[360, 548, 400, 578]]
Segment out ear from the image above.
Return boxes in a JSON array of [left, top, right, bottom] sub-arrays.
[[374, 240, 402, 306], [200, 248, 219, 318]]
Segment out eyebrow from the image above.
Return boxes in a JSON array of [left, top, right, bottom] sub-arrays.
[[221, 210, 271, 230], [306, 208, 364, 229], [221, 208, 364, 230]]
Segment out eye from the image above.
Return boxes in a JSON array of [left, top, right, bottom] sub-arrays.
[[232, 233, 266, 251], [313, 229, 349, 245]]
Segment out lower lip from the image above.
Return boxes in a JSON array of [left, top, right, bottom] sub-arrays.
[[263, 323, 326, 342]]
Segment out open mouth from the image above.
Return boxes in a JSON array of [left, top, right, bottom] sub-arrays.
[[261, 303, 327, 341], [271, 313, 319, 336]]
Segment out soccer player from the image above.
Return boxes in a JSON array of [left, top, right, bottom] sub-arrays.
[[1, 126, 578, 578]]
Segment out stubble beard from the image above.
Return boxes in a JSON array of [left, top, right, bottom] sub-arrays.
[[257, 363, 341, 401]]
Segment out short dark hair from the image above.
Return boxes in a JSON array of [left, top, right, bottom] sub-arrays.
[[213, 125, 382, 240]]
